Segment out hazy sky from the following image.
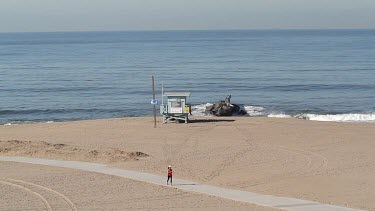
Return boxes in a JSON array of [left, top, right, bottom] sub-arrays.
[[1, 0, 375, 32]]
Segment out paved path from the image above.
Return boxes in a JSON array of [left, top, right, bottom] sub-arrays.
[[0, 156, 360, 211]]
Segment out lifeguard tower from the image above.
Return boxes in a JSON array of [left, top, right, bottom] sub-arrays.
[[160, 92, 191, 123]]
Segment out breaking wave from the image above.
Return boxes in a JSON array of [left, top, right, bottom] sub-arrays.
[[1, 105, 374, 125], [191, 103, 213, 116], [191, 104, 289, 118], [267, 113, 293, 118], [2, 121, 54, 126], [191, 104, 375, 122], [295, 113, 375, 122]]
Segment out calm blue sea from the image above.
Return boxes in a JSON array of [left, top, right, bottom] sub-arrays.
[[0, 30, 375, 124]]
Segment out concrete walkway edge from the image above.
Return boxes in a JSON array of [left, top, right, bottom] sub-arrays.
[[0, 156, 361, 211]]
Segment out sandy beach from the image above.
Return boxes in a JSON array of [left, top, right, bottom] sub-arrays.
[[1, 117, 374, 210], [0, 161, 272, 211]]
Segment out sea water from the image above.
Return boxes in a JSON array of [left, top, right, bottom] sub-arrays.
[[0, 30, 374, 124]]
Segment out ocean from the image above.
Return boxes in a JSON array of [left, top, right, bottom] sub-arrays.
[[0, 29, 374, 124]]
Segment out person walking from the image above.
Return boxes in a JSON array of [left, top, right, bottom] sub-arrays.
[[167, 165, 173, 185]]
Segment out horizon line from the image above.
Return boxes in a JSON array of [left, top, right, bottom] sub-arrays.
[[1, 28, 375, 34]]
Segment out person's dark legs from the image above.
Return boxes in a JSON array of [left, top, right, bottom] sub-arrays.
[[167, 176, 171, 185], [171, 176, 172, 185]]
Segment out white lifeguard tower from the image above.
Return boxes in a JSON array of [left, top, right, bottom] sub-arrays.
[[160, 92, 191, 123]]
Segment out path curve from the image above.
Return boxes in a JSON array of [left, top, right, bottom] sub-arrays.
[[0, 156, 361, 211]]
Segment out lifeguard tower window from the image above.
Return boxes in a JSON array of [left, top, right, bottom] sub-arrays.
[[171, 101, 181, 107], [170, 99, 183, 113]]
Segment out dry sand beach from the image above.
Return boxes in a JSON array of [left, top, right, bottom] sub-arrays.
[[0, 161, 273, 211], [1, 117, 374, 210]]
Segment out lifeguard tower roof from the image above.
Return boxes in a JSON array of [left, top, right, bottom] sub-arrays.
[[163, 92, 191, 97]]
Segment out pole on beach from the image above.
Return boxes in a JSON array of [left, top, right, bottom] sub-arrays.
[[152, 76, 157, 128], [161, 83, 164, 105]]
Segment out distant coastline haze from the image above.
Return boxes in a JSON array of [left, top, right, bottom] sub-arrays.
[[1, 0, 375, 33]]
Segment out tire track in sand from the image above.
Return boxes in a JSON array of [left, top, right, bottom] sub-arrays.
[[203, 145, 254, 182], [7, 178, 77, 211], [0, 179, 52, 211], [274, 145, 328, 177], [202, 124, 257, 182], [162, 122, 216, 164], [234, 125, 328, 187]]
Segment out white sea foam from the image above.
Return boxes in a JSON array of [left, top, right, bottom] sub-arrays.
[[191, 104, 266, 117], [191, 103, 375, 123], [296, 113, 375, 122], [268, 113, 292, 118], [191, 103, 213, 117], [243, 105, 266, 116], [1, 121, 54, 126]]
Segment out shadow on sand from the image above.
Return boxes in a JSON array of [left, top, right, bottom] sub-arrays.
[[188, 119, 236, 123], [175, 183, 197, 186]]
